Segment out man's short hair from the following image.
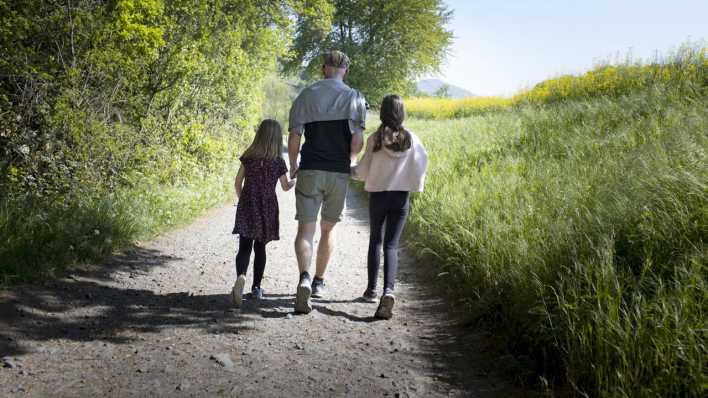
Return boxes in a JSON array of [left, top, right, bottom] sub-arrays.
[[322, 50, 350, 69]]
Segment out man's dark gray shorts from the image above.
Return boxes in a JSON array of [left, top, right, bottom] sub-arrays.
[[295, 170, 349, 223]]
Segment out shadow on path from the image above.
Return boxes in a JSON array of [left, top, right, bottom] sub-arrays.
[[313, 306, 377, 323], [0, 247, 256, 357], [0, 186, 532, 396]]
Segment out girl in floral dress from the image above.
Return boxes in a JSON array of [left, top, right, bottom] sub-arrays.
[[232, 119, 295, 306]]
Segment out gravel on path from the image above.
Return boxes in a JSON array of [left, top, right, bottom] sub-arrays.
[[0, 185, 528, 397]]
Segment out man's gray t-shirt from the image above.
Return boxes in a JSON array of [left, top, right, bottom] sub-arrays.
[[289, 79, 367, 173]]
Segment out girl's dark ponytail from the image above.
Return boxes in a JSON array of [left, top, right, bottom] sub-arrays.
[[373, 95, 412, 153]]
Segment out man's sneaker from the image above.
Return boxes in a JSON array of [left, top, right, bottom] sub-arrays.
[[252, 286, 264, 300], [311, 277, 326, 298], [294, 272, 312, 314], [232, 274, 246, 307], [362, 288, 378, 303], [374, 292, 395, 320]]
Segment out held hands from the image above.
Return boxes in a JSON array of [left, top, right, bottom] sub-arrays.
[[280, 173, 296, 192], [288, 163, 298, 189], [350, 159, 362, 180], [282, 178, 296, 192]]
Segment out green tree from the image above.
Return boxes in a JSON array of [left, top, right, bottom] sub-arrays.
[[0, 0, 333, 280], [284, 0, 453, 103], [434, 84, 450, 98], [0, 0, 332, 198]]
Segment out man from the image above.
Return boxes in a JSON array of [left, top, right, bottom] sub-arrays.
[[288, 50, 368, 314]]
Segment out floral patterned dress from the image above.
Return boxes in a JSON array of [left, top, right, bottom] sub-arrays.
[[232, 156, 288, 243]]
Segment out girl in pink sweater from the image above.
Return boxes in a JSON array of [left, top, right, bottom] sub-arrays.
[[352, 95, 428, 319]]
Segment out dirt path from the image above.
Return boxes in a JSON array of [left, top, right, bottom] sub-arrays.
[[0, 187, 526, 397]]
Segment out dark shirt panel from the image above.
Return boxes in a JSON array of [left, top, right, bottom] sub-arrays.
[[300, 120, 352, 174]]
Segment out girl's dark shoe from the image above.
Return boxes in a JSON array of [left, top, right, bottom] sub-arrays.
[[374, 293, 395, 320], [252, 287, 265, 300], [362, 288, 378, 302]]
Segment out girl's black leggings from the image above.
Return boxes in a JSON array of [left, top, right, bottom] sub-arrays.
[[235, 237, 266, 289], [367, 191, 410, 292]]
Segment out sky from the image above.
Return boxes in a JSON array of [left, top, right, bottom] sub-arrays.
[[430, 0, 708, 96]]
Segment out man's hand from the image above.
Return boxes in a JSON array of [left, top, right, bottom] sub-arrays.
[[290, 165, 299, 179]]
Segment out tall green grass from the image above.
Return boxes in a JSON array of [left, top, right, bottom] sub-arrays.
[[0, 164, 237, 285], [404, 84, 707, 395]]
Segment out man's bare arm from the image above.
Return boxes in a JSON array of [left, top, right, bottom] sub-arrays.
[[350, 132, 364, 163], [288, 132, 302, 178]]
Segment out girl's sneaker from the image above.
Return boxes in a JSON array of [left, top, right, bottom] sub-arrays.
[[374, 292, 395, 320], [362, 288, 378, 302], [252, 286, 265, 300], [232, 274, 246, 307]]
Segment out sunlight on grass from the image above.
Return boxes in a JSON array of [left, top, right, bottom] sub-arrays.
[[402, 45, 707, 396]]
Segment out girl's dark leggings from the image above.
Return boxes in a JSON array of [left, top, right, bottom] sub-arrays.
[[235, 237, 266, 289], [367, 191, 410, 292]]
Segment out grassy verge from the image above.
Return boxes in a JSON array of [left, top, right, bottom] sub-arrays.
[[403, 88, 707, 396], [0, 164, 237, 286]]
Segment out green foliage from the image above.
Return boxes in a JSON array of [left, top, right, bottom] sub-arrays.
[[285, 0, 453, 102], [433, 84, 450, 98], [0, 0, 323, 281], [260, 72, 302, 128], [404, 54, 707, 396], [0, 167, 234, 284]]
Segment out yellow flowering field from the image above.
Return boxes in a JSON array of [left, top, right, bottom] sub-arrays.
[[407, 45, 706, 119], [405, 96, 514, 119]]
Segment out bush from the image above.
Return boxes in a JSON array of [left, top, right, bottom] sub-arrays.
[[0, 1, 300, 282]]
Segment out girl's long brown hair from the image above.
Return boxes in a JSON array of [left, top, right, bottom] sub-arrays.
[[373, 94, 411, 152], [242, 119, 283, 160]]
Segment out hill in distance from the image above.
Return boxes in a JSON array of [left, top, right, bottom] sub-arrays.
[[416, 79, 474, 98]]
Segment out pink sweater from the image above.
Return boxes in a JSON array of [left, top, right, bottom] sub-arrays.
[[352, 131, 428, 192]]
